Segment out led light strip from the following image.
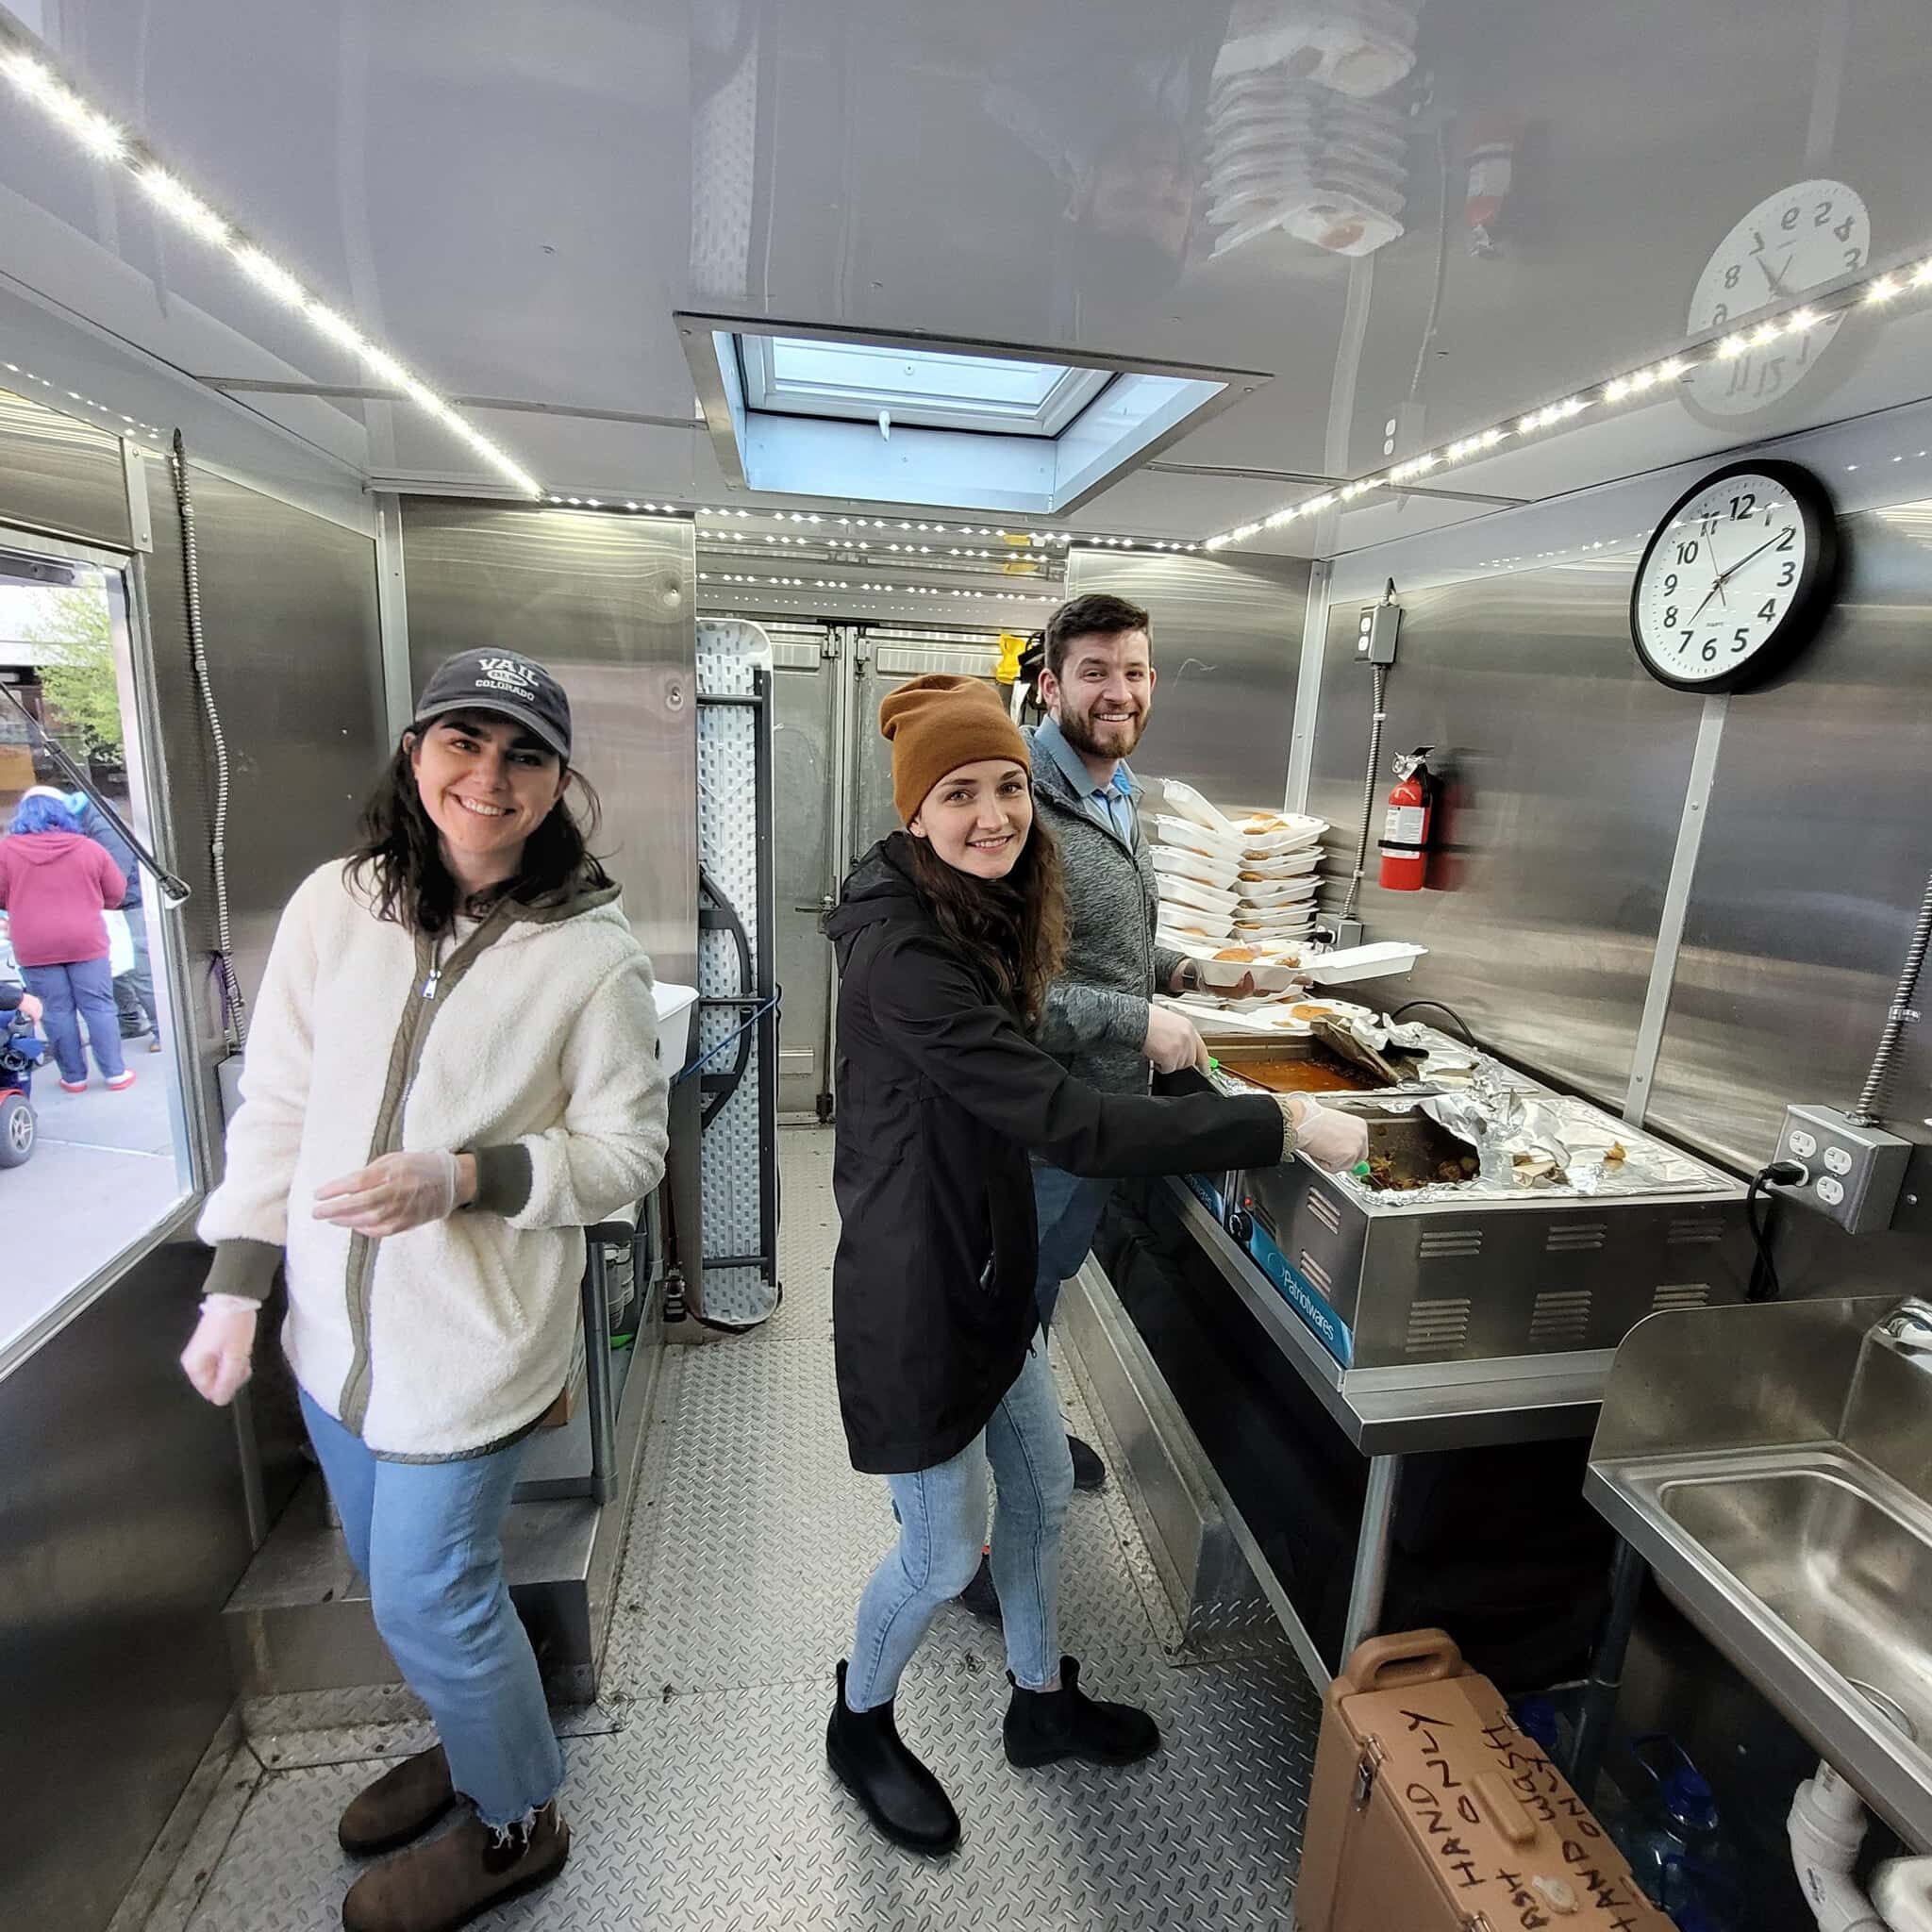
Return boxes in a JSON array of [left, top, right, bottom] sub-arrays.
[[544, 497, 1202, 552], [698, 572, 1051, 600], [1204, 252, 1932, 551], [2, 42, 543, 497], [2, 356, 165, 439]]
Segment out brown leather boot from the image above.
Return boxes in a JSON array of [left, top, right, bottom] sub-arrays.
[[340, 1801, 569, 1932], [337, 1746, 456, 1856]]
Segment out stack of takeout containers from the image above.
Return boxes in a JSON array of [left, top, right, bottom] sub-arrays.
[[1150, 780, 1328, 967]]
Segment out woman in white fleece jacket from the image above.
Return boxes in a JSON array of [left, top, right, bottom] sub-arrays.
[[181, 648, 666, 1932]]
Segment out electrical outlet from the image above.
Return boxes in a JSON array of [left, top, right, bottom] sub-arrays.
[[1771, 1105, 1911, 1235], [1321, 916, 1366, 951], [1356, 603, 1401, 664]]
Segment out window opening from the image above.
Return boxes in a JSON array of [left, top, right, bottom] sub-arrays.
[[1, 541, 194, 1354]]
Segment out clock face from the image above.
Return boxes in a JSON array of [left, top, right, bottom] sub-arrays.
[[1630, 460, 1839, 693], [1681, 179, 1870, 420]]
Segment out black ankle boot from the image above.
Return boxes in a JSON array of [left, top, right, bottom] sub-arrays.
[[826, 1661, 961, 1855], [1004, 1657, 1160, 1769]]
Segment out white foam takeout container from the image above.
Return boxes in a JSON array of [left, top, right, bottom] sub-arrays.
[[1150, 808, 1327, 860], [1151, 844, 1244, 891], [1163, 994, 1378, 1038], [1158, 873, 1241, 916], [1303, 941, 1426, 985]]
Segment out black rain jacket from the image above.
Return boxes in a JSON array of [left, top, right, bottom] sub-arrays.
[[824, 835, 1286, 1474]]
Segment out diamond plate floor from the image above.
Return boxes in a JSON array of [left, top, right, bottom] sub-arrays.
[[169, 1129, 1320, 1932]]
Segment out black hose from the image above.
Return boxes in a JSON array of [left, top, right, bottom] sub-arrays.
[[1389, 998, 1477, 1047]]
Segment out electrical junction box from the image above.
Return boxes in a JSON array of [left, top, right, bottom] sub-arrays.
[[1772, 1104, 1912, 1235], [1356, 603, 1400, 664]]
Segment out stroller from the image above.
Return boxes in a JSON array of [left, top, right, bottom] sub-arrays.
[[2, 929, 44, 1170]]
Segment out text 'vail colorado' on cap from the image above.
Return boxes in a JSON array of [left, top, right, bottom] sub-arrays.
[[411, 650, 573, 761]]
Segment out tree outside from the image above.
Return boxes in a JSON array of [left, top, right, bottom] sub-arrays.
[[26, 587, 124, 760]]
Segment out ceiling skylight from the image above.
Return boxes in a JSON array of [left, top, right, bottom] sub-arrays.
[[680, 315, 1265, 517], [741, 338, 1113, 437]]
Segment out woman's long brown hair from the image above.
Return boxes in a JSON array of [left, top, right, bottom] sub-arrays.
[[907, 810, 1069, 1027]]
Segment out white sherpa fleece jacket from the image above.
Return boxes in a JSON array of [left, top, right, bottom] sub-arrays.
[[198, 860, 669, 1457]]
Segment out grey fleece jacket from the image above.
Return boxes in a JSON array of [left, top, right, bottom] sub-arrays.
[[1027, 725, 1185, 1098]]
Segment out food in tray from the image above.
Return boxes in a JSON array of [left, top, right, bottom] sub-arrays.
[[1224, 1051, 1377, 1095], [1363, 1152, 1482, 1192]]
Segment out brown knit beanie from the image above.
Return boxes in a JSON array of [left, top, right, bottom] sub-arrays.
[[879, 674, 1031, 825]]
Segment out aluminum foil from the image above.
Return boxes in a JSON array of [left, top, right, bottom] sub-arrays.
[[1341, 1075, 1730, 1204]]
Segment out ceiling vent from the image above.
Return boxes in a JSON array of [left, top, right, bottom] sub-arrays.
[[678, 315, 1263, 516]]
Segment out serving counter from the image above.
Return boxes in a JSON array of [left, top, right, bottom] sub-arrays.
[[1065, 1031, 1754, 1691]]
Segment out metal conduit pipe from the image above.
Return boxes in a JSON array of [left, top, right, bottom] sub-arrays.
[[1851, 862, 1932, 1125], [1340, 659, 1387, 924], [167, 431, 248, 1047]]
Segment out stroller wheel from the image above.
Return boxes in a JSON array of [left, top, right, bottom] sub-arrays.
[[0, 1092, 34, 1168]]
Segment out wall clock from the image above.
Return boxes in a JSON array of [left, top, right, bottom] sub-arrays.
[[1679, 178, 1869, 425], [1629, 458, 1839, 693]]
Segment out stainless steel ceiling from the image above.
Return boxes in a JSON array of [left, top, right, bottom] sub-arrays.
[[4, 0, 1929, 555]]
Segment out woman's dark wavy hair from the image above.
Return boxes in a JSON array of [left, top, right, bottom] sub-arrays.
[[347, 724, 610, 935], [907, 806, 1069, 1027]]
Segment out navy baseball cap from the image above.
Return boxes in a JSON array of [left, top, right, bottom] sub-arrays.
[[412, 650, 572, 761]]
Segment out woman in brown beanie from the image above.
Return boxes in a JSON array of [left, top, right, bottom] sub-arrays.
[[821, 674, 1367, 1855]]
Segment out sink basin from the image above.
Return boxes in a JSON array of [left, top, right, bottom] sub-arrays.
[[1657, 1457, 1932, 1748], [1587, 1294, 1932, 1848]]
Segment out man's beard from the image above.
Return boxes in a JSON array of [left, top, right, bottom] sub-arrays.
[[1059, 702, 1145, 760]]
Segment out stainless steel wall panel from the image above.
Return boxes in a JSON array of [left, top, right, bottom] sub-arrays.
[[0, 384, 132, 552], [0, 1230, 254, 1932], [398, 505, 698, 989], [142, 465, 386, 997], [1646, 501, 1932, 1174], [1063, 549, 1310, 816], [1304, 559, 1698, 1112]]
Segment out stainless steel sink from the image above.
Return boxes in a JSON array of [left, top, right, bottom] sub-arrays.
[[1656, 1457, 1932, 1749], [1588, 1295, 1932, 1849]]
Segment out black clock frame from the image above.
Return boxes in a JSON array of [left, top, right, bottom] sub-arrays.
[[1628, 458, 1840, 694]]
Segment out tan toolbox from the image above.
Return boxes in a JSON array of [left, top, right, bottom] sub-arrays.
[[1294, 1629, 1675, 1932]]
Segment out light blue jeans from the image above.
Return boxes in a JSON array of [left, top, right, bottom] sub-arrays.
[[845, 1346, 1074, 1710], [1032, 1161, 1114, 1329], [299, 1389, 565, 1829]]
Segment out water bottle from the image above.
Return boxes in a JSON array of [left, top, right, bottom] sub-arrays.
[[1508, 1694, 1562, 1762], [1609, 1734, 1741, 1932]]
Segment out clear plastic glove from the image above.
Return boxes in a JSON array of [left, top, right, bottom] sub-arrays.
[[312, 1149, 462, 1237], [180, 1294, 258, 1406], [1142, 1003, 1210, 1074], [1279, 1094, 1371, 1173], [17, 991, 42, 1024]]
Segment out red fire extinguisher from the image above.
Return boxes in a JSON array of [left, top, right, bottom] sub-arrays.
[[1462, 113, 1523, 258], [1377, 748, 1435, 891]]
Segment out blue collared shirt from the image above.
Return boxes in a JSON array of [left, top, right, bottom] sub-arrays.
[[1035, 714, 1140, 846]]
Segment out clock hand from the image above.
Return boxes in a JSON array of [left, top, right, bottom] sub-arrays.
[[1715, 529, 1784, 586], [1753, 252, 1794, 300], [1706, 531, 1730, 606]]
